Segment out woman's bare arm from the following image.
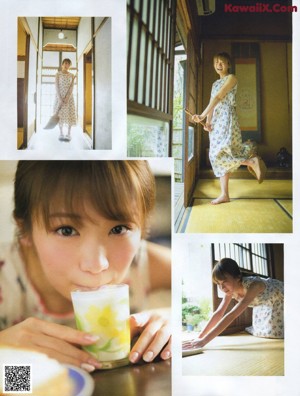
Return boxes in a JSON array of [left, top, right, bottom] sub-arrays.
[[199, 293, 232, 338], [200, 74, 237, 119], [183, 280, 265, 350], [55, 73, 62, 102], [201, 281, 265, 345]]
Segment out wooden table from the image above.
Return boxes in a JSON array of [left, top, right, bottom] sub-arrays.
[[92, 359, 171, 396]]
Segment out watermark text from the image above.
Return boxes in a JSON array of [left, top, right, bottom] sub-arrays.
[[224, 3, 297, 13]]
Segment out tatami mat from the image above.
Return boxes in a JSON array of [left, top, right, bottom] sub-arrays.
[[182, 332, 284, 376], [193, 179, 292, 199], [277, 199, 293, 217], [183, 198, 292, 233], [179, 179, 292, 233]]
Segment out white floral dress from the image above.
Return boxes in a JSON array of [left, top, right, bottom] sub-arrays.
[[209, 75, 251, 177], [53, 71, 76, 127], [235, 276, 284, 339]]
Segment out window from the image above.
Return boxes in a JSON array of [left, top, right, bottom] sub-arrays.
[[181, 243, 213, 334], [127, 0, 176, 157], [213, 243, 270, 277], [173, 44, 186, 181], [127, 0, 175, 112], [127, 115, 169, 157]]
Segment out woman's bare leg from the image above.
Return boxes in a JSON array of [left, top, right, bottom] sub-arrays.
[[66, 126, 72, 141], [211, 173, 230, 205], [58, 124, 64, 140]]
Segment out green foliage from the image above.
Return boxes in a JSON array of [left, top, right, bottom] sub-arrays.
[[127, 128, 145, 156], [182, 303, 200, 325], [182, 298, 212, 328], [173, 94, 183, 129], [185, 313, 202, 327], [199, 298, 211, 321]]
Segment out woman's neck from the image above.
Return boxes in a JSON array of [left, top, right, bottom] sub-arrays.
[[219, 72, 229, 79], [233, 279, 245, 299]]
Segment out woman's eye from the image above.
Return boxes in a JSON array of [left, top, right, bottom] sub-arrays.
[[56, 226, 77, 237], [110, 225, 129, 235]]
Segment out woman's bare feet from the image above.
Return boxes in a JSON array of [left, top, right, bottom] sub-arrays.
[[211, 195, 230, 205]]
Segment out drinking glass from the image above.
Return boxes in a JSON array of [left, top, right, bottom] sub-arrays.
[[71, 284, 130, 369]]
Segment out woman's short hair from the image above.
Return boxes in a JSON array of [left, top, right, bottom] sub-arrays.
[[14, 161, 156, 238], [62, 58, 72, 65], [213, 52, 232, 66], [212, 258, 242, 283]]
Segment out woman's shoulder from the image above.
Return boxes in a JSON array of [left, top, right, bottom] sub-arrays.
[[242, 276, 266, 298], [57, 70, 71, 75], [213, 74, 237, 88], [226, 74, 238, 84], [242, 275, 265, 287]]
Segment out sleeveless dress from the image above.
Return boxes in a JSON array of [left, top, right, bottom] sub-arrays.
[[234, 276, 284, 338], [53, 71, 76, 127], [209, 75, 251, 177]]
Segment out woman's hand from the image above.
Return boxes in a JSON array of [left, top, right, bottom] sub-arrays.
[[182, 337, 206, 350], [204, 123, 212, 132], [191, 114, 211, 131], [129, 312, 171, 364], [0, 318, 102, 372], [191, 114, 204, 124]]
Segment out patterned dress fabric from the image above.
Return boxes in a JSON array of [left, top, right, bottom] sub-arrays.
[[53, 71, 76, 127], [235, 276, 284, 338], [209, 75, 251, 177]]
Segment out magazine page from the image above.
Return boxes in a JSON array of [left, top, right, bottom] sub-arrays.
[[0, 0, 299, 396], [169, 1, 298, 395]]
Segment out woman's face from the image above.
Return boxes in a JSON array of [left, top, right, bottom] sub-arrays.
[[27, 204, 142, 301], [214, 57, 230, 77], [216, 274, 240, 296], [61, 61, 71, 72]]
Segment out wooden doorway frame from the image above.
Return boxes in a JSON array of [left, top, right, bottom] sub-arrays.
[[17, 20, 30, 149], [83, 45, 94, 145]]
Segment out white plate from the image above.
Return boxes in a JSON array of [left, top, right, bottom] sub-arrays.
[[65, 365, 95, 396]]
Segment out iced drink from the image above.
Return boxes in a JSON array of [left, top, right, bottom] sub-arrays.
[[71, 284, 130, 369]]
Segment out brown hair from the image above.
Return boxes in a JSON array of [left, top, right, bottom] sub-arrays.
[[212, 258, 242, 284], [213, 52, 231, 67], [62, 58, 72, 65], [14, 161, 156, 237]]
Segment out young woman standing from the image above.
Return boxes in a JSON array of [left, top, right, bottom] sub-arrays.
[[53, 58, 76, 142], [192, 52, 267, 205]]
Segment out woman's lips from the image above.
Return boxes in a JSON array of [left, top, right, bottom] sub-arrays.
[[73, 285, 101, 291]]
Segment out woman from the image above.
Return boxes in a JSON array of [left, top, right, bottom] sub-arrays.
[[0, 161, 171, 371], [53, 58, 76, 142], [182, 258, 283, 351], [192, 52, 267, 204]]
